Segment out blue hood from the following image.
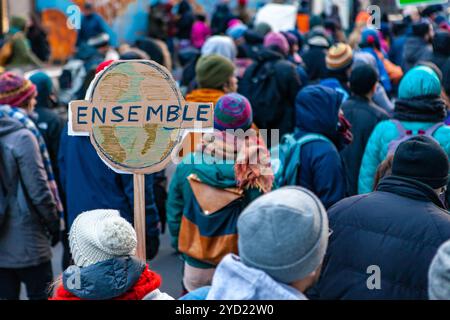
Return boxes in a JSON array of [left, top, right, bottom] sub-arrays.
[[62, 257, 145, 300], [206, 254, 307, 300], [295, 85, 343, 139]]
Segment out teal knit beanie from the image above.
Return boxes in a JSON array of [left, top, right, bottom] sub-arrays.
[[398, 66, 442, 99]]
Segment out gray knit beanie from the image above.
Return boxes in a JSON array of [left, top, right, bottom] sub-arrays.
[[69, 209, 137, 268], [429, 240, 450, 300], [237, 186, 329, 284]]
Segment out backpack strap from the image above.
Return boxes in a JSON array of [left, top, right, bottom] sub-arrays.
[[391, 119, 408, 138], [283, 133, 332, 185], [423, 122, 444, 136]]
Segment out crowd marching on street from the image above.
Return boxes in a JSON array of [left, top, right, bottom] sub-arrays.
[[0, 0, 450, 301]]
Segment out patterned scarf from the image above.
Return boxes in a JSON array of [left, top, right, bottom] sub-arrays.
[[200, 129, 274, 193], [0, 105, 63, 216]]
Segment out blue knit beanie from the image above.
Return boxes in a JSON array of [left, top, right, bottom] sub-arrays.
[[398, 66, 442, 99]]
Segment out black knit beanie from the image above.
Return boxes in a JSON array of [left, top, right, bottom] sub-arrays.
[[392, 136, 449, 189], [350, 64, 378, 96]]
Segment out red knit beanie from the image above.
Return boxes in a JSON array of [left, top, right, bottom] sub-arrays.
[[0, 72, 37, 107]]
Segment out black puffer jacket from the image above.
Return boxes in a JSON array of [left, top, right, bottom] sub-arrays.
[[341, 96, 390, 196], [311, 176, 450, 300]]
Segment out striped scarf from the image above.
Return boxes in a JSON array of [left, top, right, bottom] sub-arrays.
[[0, 105, 64, 216]]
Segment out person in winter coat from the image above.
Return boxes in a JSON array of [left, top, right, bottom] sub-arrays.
[[181, 54, 237, 156], [353, 52, 394, 114], [211, 1, 235, 35], [191, 14, 211, 49], [76, 3, 110, 47], [311, 136, 450, 300], [293, 85, 350, 209], [186, 54, 236, 104], [402, 19, 434, 72], [182, 35, 237, 92], [359, 28, 403, 91], [341, 65, 389, 196], [174, 0, 194, 41], [358, 66, 450, 205], [181, 186, 329, 300], [51, 209, 173, 300], [389, 20, 408, 67], [420, 30, 450, 72], [58, 123, 161, 260], [239, 32, 301, 138], [26, 13, 50, 62], [167, 93, 273, 293], [302, 27, 331, 82], [29, 72, 64, 185], [443, 60, 450, 125], [1, 16, 42, 69], [429, 239, 450, 300], [0, 76, 60, 299], [320, 43, 354, 100]]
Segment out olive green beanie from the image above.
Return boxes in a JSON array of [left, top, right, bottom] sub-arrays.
[[195, 54, 235, 90]]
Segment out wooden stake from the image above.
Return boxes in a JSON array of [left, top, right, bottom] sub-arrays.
[[134, 173, 146, 261]]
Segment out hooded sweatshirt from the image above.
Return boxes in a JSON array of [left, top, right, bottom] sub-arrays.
[[206, 254, 307, 300]]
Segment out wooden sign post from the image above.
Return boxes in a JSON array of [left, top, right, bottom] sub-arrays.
[[68, 60, 214, 261]]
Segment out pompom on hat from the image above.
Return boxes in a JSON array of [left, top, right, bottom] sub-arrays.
[[0, 72, 36, 107], [214, 93, 253, 131], [69, 209, 137, 268]]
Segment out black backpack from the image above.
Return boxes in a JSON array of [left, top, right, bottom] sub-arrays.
[[239, 60, 282, 130]]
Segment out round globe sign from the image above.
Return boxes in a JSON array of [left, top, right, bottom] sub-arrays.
[[68, 60, 214, 174]]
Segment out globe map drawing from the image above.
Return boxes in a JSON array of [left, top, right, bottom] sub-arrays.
[[89, 61, 182, 172]]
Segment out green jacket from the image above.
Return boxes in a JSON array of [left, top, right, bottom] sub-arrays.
[[166, 152, 261, 269], [6, 32, 42, 68]]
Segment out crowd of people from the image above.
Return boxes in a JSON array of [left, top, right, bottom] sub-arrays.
[[0, 0, 450, 301]]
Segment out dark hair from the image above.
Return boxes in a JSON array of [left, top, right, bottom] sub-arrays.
[[350, 64, 378, 96], [195, 14, 206, 22]]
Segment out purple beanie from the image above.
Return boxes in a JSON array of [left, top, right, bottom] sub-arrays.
[[214, 93, 253, 131], [264, 32, 290, 56]]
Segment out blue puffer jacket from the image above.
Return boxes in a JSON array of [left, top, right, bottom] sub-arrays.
[[358, 120, 450, 199], [311, 176, 450, 300], [58, 125, 160, 236], [61, 257, 145, 300], [293, 85, 347, 208]]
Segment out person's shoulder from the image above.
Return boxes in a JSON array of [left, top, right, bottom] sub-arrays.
[[328, 193, 372, 218], [434, 125, 450, 145]]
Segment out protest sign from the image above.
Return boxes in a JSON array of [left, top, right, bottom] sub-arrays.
[[68, 60, 214, 260]]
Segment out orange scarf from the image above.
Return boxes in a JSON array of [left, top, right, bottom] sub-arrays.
[[186, 88, 224, 104]]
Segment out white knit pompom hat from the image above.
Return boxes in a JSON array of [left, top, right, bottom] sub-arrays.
[[69, 209, 137, 268]]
